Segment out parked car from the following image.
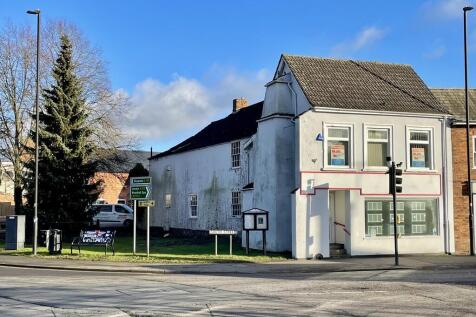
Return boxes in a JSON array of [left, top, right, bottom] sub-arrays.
[[90, 204, 134, 228]]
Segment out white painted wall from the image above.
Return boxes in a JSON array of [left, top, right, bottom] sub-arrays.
[[246, 79, 296, 252], [293, 109, 452, 258], [149, 139, 252, 233]]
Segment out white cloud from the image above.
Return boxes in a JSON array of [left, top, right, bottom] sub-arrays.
[[331, 26, 387, 56], [422, 0, 473, 20], [122, 67, 269, 141]]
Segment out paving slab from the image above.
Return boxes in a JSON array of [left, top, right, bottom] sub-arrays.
[[1, 254, 475, 275]]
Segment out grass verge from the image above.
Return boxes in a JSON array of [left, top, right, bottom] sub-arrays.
[[0, 235, 289, 264]]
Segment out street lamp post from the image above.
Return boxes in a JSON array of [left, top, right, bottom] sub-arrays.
[[27, 9, 40, 255], [464, 6, 475, 256]]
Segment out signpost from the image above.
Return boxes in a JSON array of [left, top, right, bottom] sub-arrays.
[[209, 230, 237, 255], [138, 200, 155, 208], [242, 208, 269, 255], [130, 177, 152, 256]]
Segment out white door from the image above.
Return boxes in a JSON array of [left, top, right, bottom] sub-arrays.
[[329, 191, 336, 243]]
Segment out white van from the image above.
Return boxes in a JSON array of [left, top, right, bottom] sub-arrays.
[[91, 204, 134, 228]]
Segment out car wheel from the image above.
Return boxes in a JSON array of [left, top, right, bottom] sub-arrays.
[[124, 220, 132, 228]]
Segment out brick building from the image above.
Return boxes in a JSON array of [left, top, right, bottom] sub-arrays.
[[432, 88, 476, 254], [94, 150, 154, 205]]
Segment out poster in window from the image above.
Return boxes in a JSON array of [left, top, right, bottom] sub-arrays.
[[331, 144, 346, 166], [412, 147, 426, 167]]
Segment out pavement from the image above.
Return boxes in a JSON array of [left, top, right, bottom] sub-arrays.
[[1, 253, 476, 275]]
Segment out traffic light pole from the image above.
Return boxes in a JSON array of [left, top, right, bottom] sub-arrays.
[[391, 161, 399, 266]]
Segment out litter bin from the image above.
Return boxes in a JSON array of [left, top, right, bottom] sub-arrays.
[[42, 229, 62, 254]]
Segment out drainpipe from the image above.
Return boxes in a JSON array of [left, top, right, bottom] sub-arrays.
[[441, 117, 450, 254]]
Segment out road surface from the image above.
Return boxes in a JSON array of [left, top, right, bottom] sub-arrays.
[[0, 265, 475, 316]]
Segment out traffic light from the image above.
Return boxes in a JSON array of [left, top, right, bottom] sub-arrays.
[[386, 159, 403, 195], [395, 164, 403, 193]]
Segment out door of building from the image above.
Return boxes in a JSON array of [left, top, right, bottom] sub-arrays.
[[329, 191, 346, 244], [329, 191, 336, 243]]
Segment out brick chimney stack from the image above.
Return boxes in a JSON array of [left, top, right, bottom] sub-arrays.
[[233, 98, 248, 112]]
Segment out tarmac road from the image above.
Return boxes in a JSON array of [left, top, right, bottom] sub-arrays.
[[1, 265, 476, 316]]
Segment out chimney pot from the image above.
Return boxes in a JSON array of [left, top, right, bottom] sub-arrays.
[[233, 98, 248, 112]]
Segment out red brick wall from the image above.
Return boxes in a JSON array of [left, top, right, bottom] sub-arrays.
[[0, 193, 14, 216], [92, 172, 130, 204], [452, 126, 476, 254]]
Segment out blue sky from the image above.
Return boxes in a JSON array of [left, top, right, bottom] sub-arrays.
[[1, 0, 475, 151]]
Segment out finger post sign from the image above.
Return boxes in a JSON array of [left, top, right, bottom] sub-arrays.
[[130, 176, 153, 257]]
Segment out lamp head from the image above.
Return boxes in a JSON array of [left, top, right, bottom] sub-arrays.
[[26, 9, 40, 15], [464, 6, 474, 12]]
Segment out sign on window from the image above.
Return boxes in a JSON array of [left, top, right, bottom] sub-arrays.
[[331, 144, 346, 166], [411, 148, 426, 168]]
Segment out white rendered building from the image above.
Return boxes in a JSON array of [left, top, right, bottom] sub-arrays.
[[149, 55, 454, 258]]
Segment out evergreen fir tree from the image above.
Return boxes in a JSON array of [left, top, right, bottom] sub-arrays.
[[25, 35, 99, 228]]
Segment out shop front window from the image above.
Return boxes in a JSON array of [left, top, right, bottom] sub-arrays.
[[365, 199, 438, 237]]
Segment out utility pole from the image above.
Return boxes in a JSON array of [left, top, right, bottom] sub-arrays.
[[27, 9, 41, 255], [464, 6, 475, 256]]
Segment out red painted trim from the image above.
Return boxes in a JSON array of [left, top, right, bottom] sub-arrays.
[[299, 170, 442, 197]]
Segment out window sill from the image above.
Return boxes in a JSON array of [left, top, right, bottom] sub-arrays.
[[231, 166, 241, 170], [363, 235, 439, 240], [362, 167, 388, 172], [189, 216, 198, 219], [405, 168, 438, 173], [321, 167, 355, 171]]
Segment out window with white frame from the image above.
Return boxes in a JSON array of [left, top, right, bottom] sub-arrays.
[[326, 125, 352, 167], [232, 191, 241, 216], [365, 199, 438, 237], [408, 129, 432, 169], [189, 194, 198, 218], [165, 193, 172, 208], [231, 141, 241, 168], [366, 128, 390, 167], [390, 201, 405, 211], [367, 201, 382, 211]]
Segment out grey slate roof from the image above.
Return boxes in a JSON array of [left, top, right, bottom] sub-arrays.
[[151, 102, 263, 160], [96, 150, 156, 173], [282, 55, 449, 115], [431, 88, 476, 121]]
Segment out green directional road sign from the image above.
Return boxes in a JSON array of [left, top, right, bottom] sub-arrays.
[[130, 186, 150, 200], [130, 177, 152, 200], [131, 177, 151, 185]]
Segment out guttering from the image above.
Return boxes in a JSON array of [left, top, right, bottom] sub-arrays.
[[451, 121, 476, 126], [441, 115, 451, 254], [310, 106, 451, 119]]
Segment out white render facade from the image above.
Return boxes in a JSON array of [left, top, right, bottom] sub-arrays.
[[149, 55, 455, 258]]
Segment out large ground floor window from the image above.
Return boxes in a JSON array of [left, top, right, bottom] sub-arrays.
[[365, 199, 438, 237]]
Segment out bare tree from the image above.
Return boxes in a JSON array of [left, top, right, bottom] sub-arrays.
[[0, 23, 35, 212], [0, 20, 132, 213]]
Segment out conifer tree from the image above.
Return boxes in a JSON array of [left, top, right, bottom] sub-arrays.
[[25, 35, 99, 228]]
